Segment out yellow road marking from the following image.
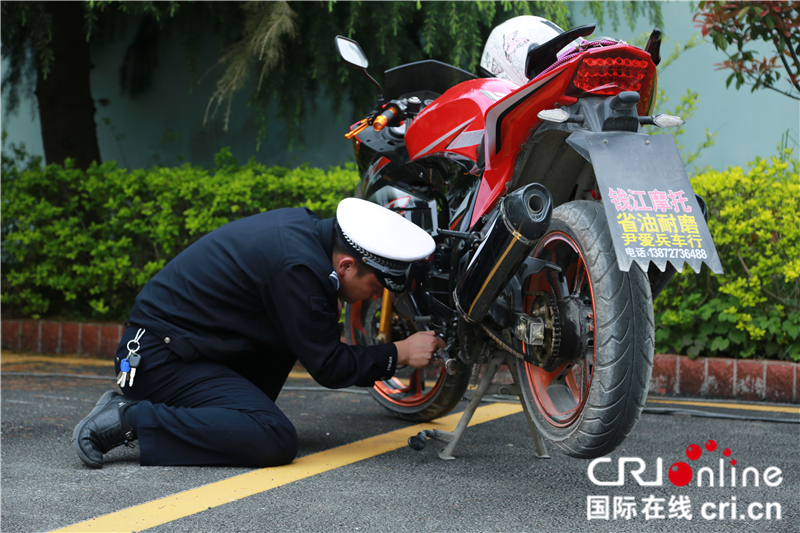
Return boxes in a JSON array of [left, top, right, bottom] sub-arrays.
[[4, 352, 795, 415], [1, 354, 115, 365], [0, 353, 310, 380], [50, 402, 522, 533], [647, 397, 800, 414]]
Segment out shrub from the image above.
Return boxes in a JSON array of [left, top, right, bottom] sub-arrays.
[[655, 150, 800, 361], [1, 146, 358, 320]]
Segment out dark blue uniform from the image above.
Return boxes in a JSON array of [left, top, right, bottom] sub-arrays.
[[117, 208, 397, 466]]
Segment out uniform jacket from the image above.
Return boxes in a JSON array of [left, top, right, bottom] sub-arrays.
[[128, 208, 397, 389]]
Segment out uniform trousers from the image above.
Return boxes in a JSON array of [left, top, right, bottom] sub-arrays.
[[115, 326, 299, 467]]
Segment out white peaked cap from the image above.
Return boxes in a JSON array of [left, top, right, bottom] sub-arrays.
[[336, 198, 436, 292], [337, 198, 435, 261]]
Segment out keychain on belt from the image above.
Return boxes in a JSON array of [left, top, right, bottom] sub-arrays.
[[117, 328, 145, 388]]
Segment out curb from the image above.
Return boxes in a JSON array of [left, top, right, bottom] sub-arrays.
[[2, 319, 797, 404], [649, 353, 797, 404], [1, 319, 123, 358]]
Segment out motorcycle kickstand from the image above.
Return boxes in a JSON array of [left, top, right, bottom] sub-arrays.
[[407, 356, 503, 460], [407, 353, 550, 459]]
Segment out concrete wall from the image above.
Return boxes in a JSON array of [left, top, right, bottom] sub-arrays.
[[2, 2, 798, 172], [1, 17, 357, 170], [573, 1, 799, 172]]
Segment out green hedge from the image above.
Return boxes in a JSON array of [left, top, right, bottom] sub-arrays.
[[1, 146, 358, 320], [4, 142, 799, 361], [654, 151, 800, 362]]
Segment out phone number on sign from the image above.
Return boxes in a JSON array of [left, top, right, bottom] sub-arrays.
[[626, 247, 708, 259]]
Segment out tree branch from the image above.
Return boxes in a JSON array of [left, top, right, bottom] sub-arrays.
[[731, 56, 800, 100], [779, 30, 800, 91], [736, 250, 791, 305]]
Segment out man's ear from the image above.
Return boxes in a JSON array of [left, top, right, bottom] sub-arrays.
[[335, 255, 357, 277]]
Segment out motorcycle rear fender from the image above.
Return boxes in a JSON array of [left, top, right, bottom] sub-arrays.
[[566, 129, 724, 276]]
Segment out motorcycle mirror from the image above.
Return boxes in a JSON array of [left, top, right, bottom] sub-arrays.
[[334, 35, 384, 105], [335, 35, 369, 69]]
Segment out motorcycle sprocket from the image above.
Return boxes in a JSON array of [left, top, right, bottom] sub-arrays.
[[478, 290, 562, 369], [522, 290, 562, 370]]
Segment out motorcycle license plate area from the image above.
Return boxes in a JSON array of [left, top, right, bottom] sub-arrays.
[[579, 132, 723, 275]]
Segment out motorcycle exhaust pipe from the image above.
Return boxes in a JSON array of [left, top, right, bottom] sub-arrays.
[[454, 183, 553, 323]]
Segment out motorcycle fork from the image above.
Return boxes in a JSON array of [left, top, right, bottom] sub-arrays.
[[376, 289, 394, 344]]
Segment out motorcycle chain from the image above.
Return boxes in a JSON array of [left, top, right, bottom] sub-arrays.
[[479, 322, 528, 362], [478, 290, 562, 368], [528, 290, 562, 369]]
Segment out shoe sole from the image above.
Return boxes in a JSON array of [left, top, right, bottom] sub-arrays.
[[72, 390, 121, 468]]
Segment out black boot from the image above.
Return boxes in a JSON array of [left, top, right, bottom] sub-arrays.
[[72, 390, 138, 468]]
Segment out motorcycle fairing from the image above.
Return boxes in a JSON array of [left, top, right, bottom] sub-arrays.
[[472, 68, 574, 227], [405, 63, 575, 228], [567, 130, 724, 275], [406, 78, 518, 164], [411, 118, 476, 159]]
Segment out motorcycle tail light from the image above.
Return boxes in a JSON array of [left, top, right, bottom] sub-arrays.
[[566, 47, 656, 114]]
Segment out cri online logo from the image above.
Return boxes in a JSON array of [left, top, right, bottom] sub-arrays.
[[588, 439, 783, 488], [670, 439, 732, 486]]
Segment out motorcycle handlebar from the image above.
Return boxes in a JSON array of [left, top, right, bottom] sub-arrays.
[[343, 102, 402, 139], [373, 105, 399, 131], [344, 118, 369, 140]]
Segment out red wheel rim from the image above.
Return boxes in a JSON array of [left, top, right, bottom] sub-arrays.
[[522, 232, 597, 428], [348, 297, 446, 408], [373, 366, 445, 407]]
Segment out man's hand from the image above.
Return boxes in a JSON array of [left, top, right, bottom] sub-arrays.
[[394, 331, 446, 368]]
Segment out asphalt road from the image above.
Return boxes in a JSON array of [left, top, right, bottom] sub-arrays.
[[1, 354, 798, 533]]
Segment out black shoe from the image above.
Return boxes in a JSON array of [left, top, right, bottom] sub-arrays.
[[72, 390, 138, 468]]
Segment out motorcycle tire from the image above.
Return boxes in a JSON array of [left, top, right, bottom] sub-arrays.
[[345, 296, 471, 422], [517, 200, 654, 458]]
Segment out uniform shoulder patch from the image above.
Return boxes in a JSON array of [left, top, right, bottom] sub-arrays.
[[328, 270, 340, 291]]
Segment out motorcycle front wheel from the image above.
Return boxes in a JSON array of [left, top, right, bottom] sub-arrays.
[[518, 201, 654, 458], [344, 296, 471, 422]]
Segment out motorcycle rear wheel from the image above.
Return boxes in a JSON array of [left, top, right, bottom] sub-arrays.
[[518, 201, 654, 458], [344, 297, 471, 422]]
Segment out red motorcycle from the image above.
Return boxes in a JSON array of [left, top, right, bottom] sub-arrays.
[[338, 17, 722, 459]]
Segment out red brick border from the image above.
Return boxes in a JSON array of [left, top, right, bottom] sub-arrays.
[[1, 319, 123, 358], [81, 324, 101, 356], [650, 354, 677, 395], [1, 320, 798, 403], [765, 361, 795, 403], [651, 354, 797, 404], [678, 357, 705, 397], [61, 323, 80, 354], [1, 320, 20, 351]]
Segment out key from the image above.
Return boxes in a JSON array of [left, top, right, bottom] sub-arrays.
[[127, 353, 141, 387], [117, 358, 131, 388]]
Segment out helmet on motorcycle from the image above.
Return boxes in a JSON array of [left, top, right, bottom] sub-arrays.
[[480, 16, 564, 86]]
